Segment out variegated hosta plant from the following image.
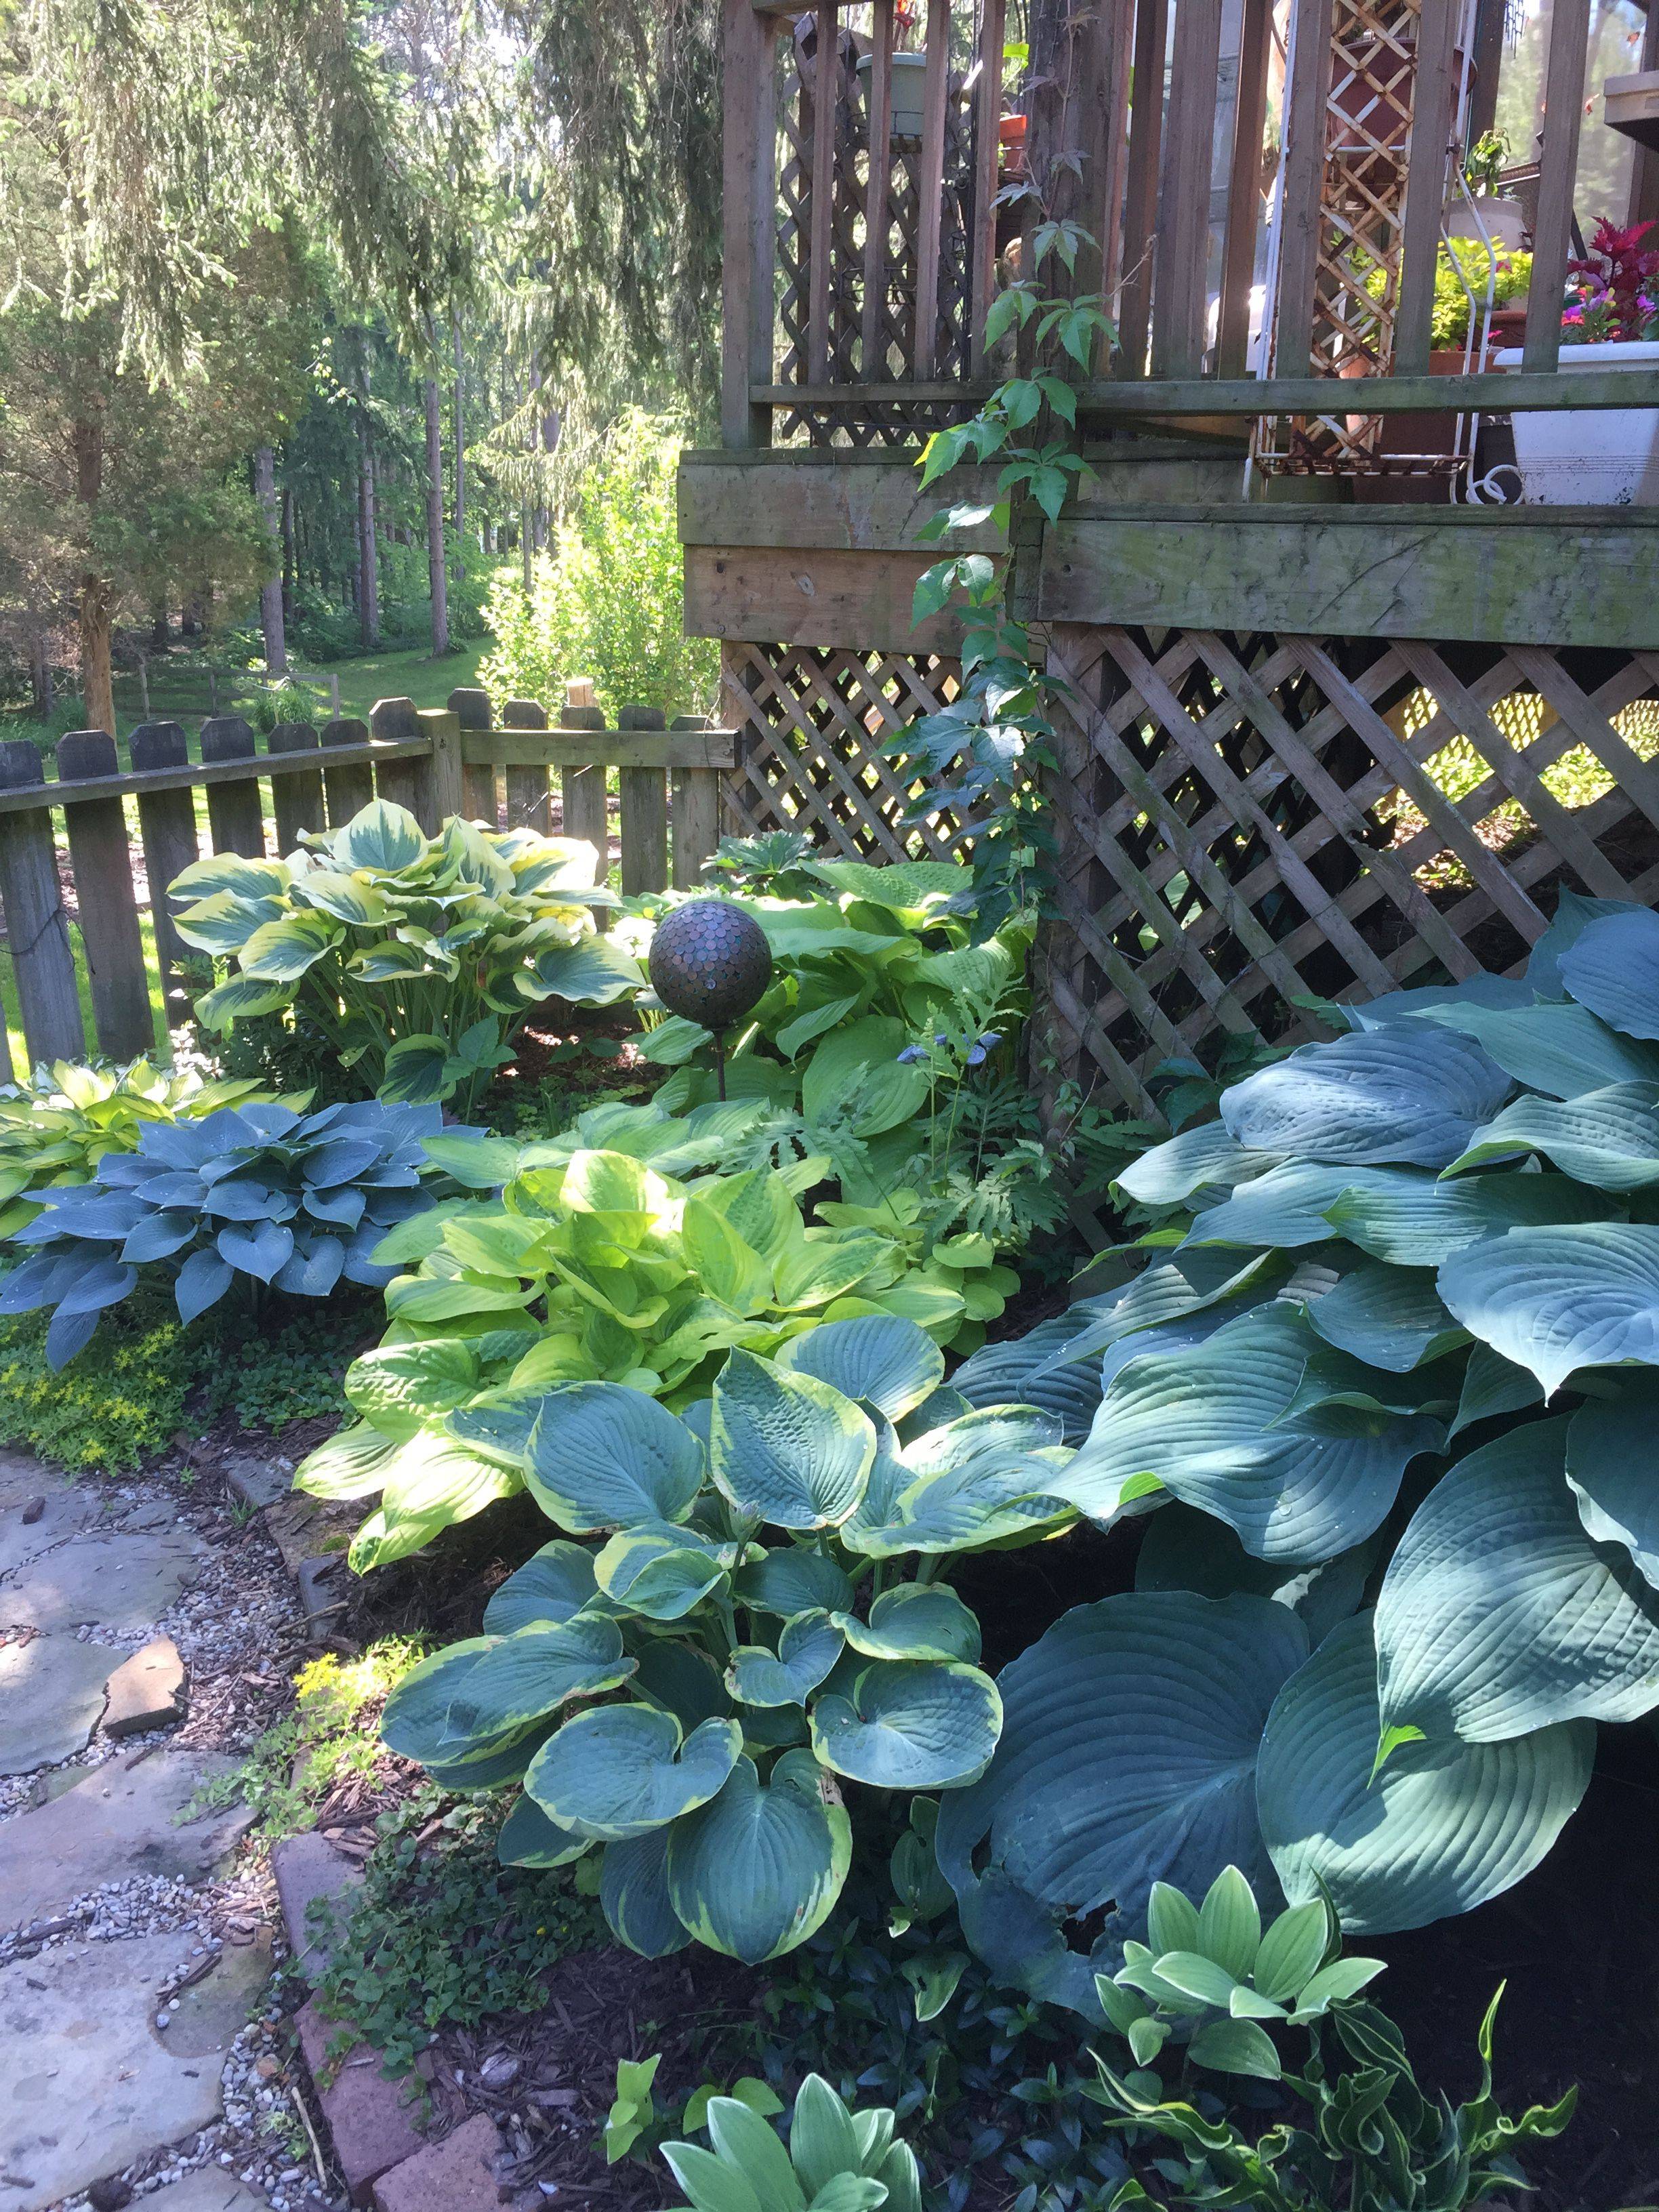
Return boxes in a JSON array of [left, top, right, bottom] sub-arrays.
[[933, 891, 1659, 2012], [377, 1314, 1078, 1965], [169, 800, 642, 1109], [296, 1141, 975, 1570]]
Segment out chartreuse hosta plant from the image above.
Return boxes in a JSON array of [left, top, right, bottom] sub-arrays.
[[169, 800, 641, 1109], [658, 2074, 924, 2212], [377, 1314, 1078, 1965], [936, 891, 1659, 2010], [296, 1141, 975, 1570], [0, 1099, 455, 1367], [0, 1059, 277, 1237]]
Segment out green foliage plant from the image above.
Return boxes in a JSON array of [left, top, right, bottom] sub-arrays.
[[478, 409, 718, 719], [169, 800, 641, 1109], [295, 1141, 973, 1569], [0, 1058, 277, 1238], [657, 2072, 925, 2212], [887, 205, 1115, 936], [1363, 240, 1532, 351], [1094, 1985, 1575, 2212], [0, 1303, 202, 1471], [313, 1786, 604, 2077], [605, 2053, 663, 2163], [375, 1314, 1079, 1966], [931, 890, 1659, 2007], [1, 1097, 460, 1366]]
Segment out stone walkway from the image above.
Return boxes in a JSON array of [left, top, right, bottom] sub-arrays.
[[0, 1449, 325, 2212]]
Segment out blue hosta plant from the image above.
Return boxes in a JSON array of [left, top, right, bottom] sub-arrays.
[[169, 800, 642, 1108], [0, 1058, 279, 1239], [937, 891, 1659, 2007], [657, 2073, 924, 2212], [295, 1138, 975, 1570], [0, 1099, 461, 1366], [377, 1315, 1078, 1964]]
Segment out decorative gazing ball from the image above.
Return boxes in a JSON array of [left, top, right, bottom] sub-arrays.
[[648, 899, 773, 1031]]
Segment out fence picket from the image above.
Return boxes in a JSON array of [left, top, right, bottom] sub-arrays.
[[129, 721, 201, 1025], [268, 722, 326, 853], [56, 731, 155, 1061], [321, 718, 374, 822], [199, 717, 265, 858], [617, 707, 670, 895], [368, 697, 429, 825], [558, 703, 610, 882], [502, 697, 551, 831], [670, 717, 721, 889], [0, 740, 83, 1068], [449, 687, 497, 823]]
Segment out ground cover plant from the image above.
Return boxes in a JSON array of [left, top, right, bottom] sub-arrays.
[[940, 889, 1659, 2013], [294, 1142, 977, 1570], [0, 1097, 461, 1364], [169, 800, 642, 1109]]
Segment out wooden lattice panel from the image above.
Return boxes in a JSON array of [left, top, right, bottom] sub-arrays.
[[720, 640, 987, 858], [775, 14, 980, 449], [1039, 622, 1659, 1116]]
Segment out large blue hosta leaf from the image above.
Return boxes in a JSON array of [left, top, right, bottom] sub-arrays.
[[1411, 998, 1659, 1097], [1374, 1416, 1659, 1740], [1134, 1502, 1377, 1647], [665, 1750, 852, 1963], [951, 1311, 1109, 1441], [525, 1383, 703, 1533], [1323, 1170, 1616, 1269], [1115, 1122, 1286, 1207], [1303, 1258, 1466, 1371], [1437, 1222, 1659, 1398], [1258, 1614, 1594, 1934], [1056, 1305, 1441, 1562], [937, 1592, 1309, 2015], [1445, 1082, 1659, 1190], [1565, 1376, 1659, 1586], [1557, 905, 1659, 1040], [1525, 889, 1642, 1000], [1219, 1026, 1510, 1170]]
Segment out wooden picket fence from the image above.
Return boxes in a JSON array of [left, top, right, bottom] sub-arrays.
[[0, 684, 733, 1080]]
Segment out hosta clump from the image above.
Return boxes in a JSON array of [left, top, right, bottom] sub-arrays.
[[0, 1099, 457, 1367], [659, 2074, 924, 2212], [298, 1136, 972, 1570], [937, 892, 1659, 2007], [0, 1058, 276, 1238], [378, 1315, 1078, 1965], [169, 800, 642, 1107]]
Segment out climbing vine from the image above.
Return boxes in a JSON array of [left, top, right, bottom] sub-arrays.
[[886, 212, 1113, 938]]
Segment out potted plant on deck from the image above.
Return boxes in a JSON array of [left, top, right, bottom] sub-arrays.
[[1494, 217, 1659, 502]]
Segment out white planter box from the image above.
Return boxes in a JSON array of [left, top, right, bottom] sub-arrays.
[[1492, 340, 1659, 505]]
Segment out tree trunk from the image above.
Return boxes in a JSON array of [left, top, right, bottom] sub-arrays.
[[281, 487, 295, 628], [28, 611, 53, 718], [452, 325, 466, 578], [356, 392, 380, 649], [424, 373, 450, 657], [520, 505, 533, 594], [150, 599, 168, 651], [72, 412, 115, 735], [254, 445, 287, 674]]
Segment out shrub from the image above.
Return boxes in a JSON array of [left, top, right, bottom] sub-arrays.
[[169, 801, 640, 1110], [936, 890, 1659, 2007], [0, 1058, 276, 1237], [376, 1317, 1075, 1965], [295, 1143, 975, 1569], [0, 1097, 462, 1366], [657, 2074, 924, 2212], [478, 409, 718, 720]]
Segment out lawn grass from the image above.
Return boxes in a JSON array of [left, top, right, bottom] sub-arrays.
[[326, 638, 489, 723]]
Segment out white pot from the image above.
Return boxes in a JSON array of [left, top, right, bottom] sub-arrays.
[[1492, 340, 1659, 505]]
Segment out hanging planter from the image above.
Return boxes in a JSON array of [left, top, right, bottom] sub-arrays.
[[857, 52, 931, 139]]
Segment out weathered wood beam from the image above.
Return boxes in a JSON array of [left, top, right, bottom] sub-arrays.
[[684, 544, 966, 652], [754, 370, 1659, 413], [459, 731, 737, 771], [0, 738, 432, 817], [1038, 506, 1659, 649]]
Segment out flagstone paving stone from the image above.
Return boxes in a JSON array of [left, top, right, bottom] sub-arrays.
[[0, 1748, 251, 1933], [0, 1530, 207, 1633], [0, 1634, 112, 1776], [0, 1931, 233, 2212]]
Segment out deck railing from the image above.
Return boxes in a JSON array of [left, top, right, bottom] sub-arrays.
[[724, 0, 1659, 449]]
